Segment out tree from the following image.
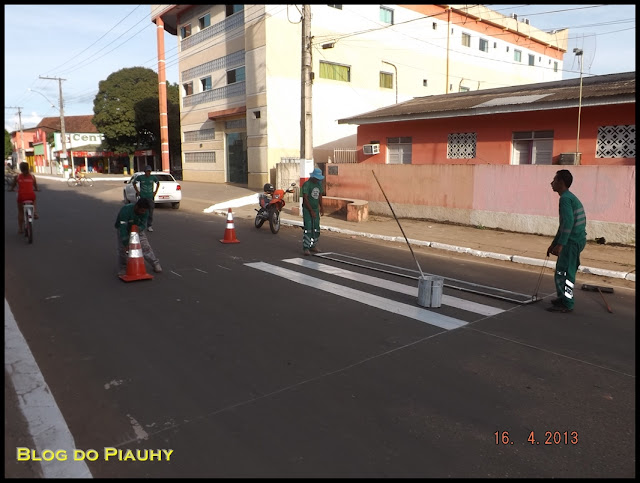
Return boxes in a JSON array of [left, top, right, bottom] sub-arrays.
[[5, 129, 14, 159], [93, 67, 176, 170]]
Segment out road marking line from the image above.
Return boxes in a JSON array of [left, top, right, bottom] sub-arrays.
[[245, 262, 467, 330], [4, 298, 93, 478], [283, 258, 504, 317]]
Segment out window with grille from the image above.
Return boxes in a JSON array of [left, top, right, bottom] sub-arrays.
[[184, 152, 216, 163], [461, 33, 471, 47], [459, 86, 470, 92], [387, 137, 412, 164], [199, 14, 210, 30], [447, 132, 477, 159], [227, 66, 245, 85], [554, 61, 558, 72], [180, 24, 191, 39], [319, 61, 350, 82], [225, 119, 246, 130], [328, 4, 342, 9], [514, 50, 522, 62], [183, 82, 193, 96], [184, 128, 215, 142], [380, 6, 394, 24], [479, 38, 489, 52], [597, 125, 636, 158], [380, 72, 393, 89], [528, 54, 535, 66]]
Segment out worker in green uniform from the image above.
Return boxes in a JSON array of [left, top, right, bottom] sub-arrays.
[[301, 167, 324, 256], [115, 198, 162, 276], [546, 169, 587, 313], [134, 166, 160, 231]]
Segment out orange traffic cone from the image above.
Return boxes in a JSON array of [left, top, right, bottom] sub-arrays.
[[119, 225, 154, 282], [220, 208, 240, 244]]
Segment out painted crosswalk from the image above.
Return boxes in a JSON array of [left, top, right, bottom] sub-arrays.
[[245, 258, 509, 331]]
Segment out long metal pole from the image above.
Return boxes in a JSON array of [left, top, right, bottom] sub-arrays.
[[372, 170, 424, 277], [576, 52, 583, 160]]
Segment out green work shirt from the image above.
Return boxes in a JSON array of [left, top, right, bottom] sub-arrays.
[[136, 174, 159, 199], [115, 203, 148, 245], [552, 190, 587, 246], [302, 179, 322, 212]]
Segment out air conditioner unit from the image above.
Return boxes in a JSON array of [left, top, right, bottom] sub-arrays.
[[363, 144, 380, 155], [523, 18, 530, 25], [558, 153, 582, 165], [510, 13, 518, 21]]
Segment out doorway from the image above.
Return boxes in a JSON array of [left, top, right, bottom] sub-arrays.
[[226, 132, 247, 184]]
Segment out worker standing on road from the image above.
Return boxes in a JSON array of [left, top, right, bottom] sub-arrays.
[[134, 166, 160, 232], [115, 198, 162, 276], [546, 169, 587, 313], [301, 167, 324, 256]]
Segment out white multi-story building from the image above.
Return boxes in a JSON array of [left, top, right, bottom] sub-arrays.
[[151, 4, 568, 188]]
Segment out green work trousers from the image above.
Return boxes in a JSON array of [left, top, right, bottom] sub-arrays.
[[554, 239, 586, 310], [302, 208, 320, 250]]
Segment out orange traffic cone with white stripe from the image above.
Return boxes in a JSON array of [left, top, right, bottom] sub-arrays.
[[119, 225, 154, 282], [220, 208, 240, 244]]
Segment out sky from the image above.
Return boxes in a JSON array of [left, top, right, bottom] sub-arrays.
[[4, 4, 636, 133]]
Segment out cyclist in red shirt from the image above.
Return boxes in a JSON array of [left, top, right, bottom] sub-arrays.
[[9, 162, 39, 234]]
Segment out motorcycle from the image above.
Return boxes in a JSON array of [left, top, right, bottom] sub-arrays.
[[255, 182, 296, 234]]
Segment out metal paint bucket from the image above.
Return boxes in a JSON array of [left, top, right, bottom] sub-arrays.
[[417, 275, 444, 308]]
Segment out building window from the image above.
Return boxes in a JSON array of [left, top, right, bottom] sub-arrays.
[[226, 5, 243, 17], [183, 81, 193, 96], [328, 4, 342, 9], [380, 6, 393, 24], [225, 119, 247, 130], [201, 76, 212, 91], [493, 42, 497, 48], [596, 125, 636, 158], [461, 33, 471, 47], [199, 13, 210, 30], [514, 50, 522, 62], [459, 86, 470, 92], [506, 46, 510, 53], [554, 61, 558, 72], [226, 66, 245, 85], [432, 22, 437, 30], [528, 54, 535, 66], [511, 131, 554, 165], [184, 128, 215, 142], [319, 61, 350, 82], [180, 24, 191, 39], [479, 38, 489, 52], [447, 132, 477, 159], [380, 72, 393, 89], [387, 137, 412, 164], [185, 152, 216, 163]]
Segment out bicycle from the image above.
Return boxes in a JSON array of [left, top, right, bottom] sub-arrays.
[[22, 200, 35, 244], [67, 174, 94, 187]]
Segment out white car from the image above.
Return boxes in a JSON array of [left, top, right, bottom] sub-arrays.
[[123, 171, 182, 209]]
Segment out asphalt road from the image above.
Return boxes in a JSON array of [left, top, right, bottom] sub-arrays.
[[4, 179, 635, 478]]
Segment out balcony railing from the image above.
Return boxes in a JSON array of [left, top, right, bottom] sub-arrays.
[[183, 82, 246, 108], [181, 11, 244, 51]]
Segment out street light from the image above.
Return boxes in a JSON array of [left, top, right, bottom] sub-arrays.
[[28, 88, 69, 175], [573, 48, 584, 164]]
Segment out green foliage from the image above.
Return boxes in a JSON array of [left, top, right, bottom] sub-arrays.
[[92, 67, 163, 155], [5, 129, 13, 158]]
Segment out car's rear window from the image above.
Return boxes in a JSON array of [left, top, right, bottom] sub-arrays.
[[155, 174, 176, 182]]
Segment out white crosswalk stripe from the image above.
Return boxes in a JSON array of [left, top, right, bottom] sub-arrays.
[[282, 258, 504, 317], [245, 261, 468, 330]]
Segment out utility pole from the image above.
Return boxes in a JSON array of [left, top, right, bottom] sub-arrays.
[[6, 106, 25, 164], [299, 5, 314, 211], [40, 76, 70, 177], [573, 48, 584, 164]]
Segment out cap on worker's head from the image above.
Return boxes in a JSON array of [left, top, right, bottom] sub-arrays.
[[310, 167, 324, 180], [144, 165, 152, 172]]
